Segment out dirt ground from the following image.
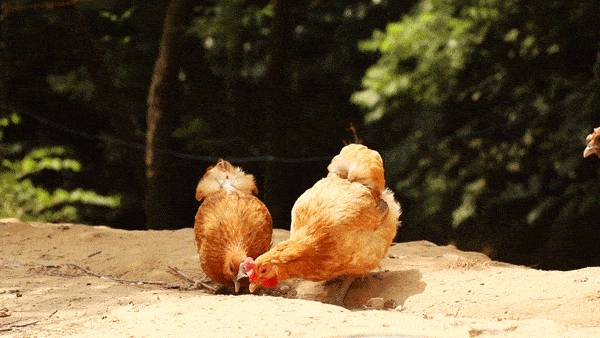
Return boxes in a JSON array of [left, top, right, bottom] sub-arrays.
[[1, 219, 600, 337]]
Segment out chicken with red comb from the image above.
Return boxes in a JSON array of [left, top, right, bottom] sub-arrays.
[[244, 144, 401, 304], [194, 160, 272, 293]]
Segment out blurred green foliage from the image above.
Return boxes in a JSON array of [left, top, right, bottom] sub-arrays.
[[0, 114, 120, 222], [355, 0, 600, 267]]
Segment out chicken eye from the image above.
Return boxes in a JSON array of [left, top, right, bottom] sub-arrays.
[[259, 267, 267, 274]]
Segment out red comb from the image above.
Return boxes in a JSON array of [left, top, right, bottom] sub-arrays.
[[243, 257, 256, 279]]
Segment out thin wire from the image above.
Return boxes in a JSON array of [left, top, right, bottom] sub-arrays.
[[17, 109, 513, 164], [19, 110, 332, 163]]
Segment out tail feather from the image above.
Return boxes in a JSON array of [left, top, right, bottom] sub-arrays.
[[327, 144, 385, 198], [195, 159, 258, 201]]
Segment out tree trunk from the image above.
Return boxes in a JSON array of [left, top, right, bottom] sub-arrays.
[[263, 0, 296, 227], [145, 0, 194, 228]]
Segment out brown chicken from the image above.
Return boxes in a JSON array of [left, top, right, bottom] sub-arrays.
[[194, 159, 272, 292], [241, 144, 401, 303], [583, 127, 600, 159]]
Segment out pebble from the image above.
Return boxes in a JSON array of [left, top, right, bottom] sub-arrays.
[[0, 308, 10, 317], [384, 299, 396, 309], [365, 297, 385, 309]]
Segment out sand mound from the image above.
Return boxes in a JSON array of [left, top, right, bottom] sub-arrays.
[[1, 220, 600, 337]]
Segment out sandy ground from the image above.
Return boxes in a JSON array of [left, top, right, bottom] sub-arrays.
[[1, 220, 600, 337]]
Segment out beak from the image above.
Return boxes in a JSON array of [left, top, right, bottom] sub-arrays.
[[233, 279, 241, 293], [249, 282, 258, 293], [583, 145, 597, 158], [234, 261, 247, 293]]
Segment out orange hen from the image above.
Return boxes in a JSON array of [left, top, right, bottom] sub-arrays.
[[583, 127, 600, 159], [242, 144, 401, 302], [194, 159, 272, 292]]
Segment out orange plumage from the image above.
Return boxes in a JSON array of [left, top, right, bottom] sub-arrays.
[[244, 144, 401, 293], [583, 127, 600, 159], [194, 160, 272, 292]]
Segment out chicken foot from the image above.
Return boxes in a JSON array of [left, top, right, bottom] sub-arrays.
[[324, 276, 355, 306]]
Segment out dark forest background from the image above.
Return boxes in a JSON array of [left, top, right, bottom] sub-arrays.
[[1, 0, 599, 270]]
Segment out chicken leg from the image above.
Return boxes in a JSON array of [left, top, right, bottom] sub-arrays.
[[324, 276, 355, 306]]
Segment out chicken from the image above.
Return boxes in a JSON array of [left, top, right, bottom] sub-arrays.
[[241, 144, 401, 303], [194, 159, 272, 293], [583, 127, 600, 159]]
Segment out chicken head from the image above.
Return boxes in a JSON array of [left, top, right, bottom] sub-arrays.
[[243, 257, 279, 292]]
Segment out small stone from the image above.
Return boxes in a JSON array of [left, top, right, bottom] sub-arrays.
[[365, 297, 385, 309], [384, 299, 396, 309], [0, 308, 10, 318], [279, 285, 290, 293]]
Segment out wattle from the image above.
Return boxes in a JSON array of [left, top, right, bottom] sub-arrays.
[[247, 270, 257, 282], [262, 277, 279, 288]]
